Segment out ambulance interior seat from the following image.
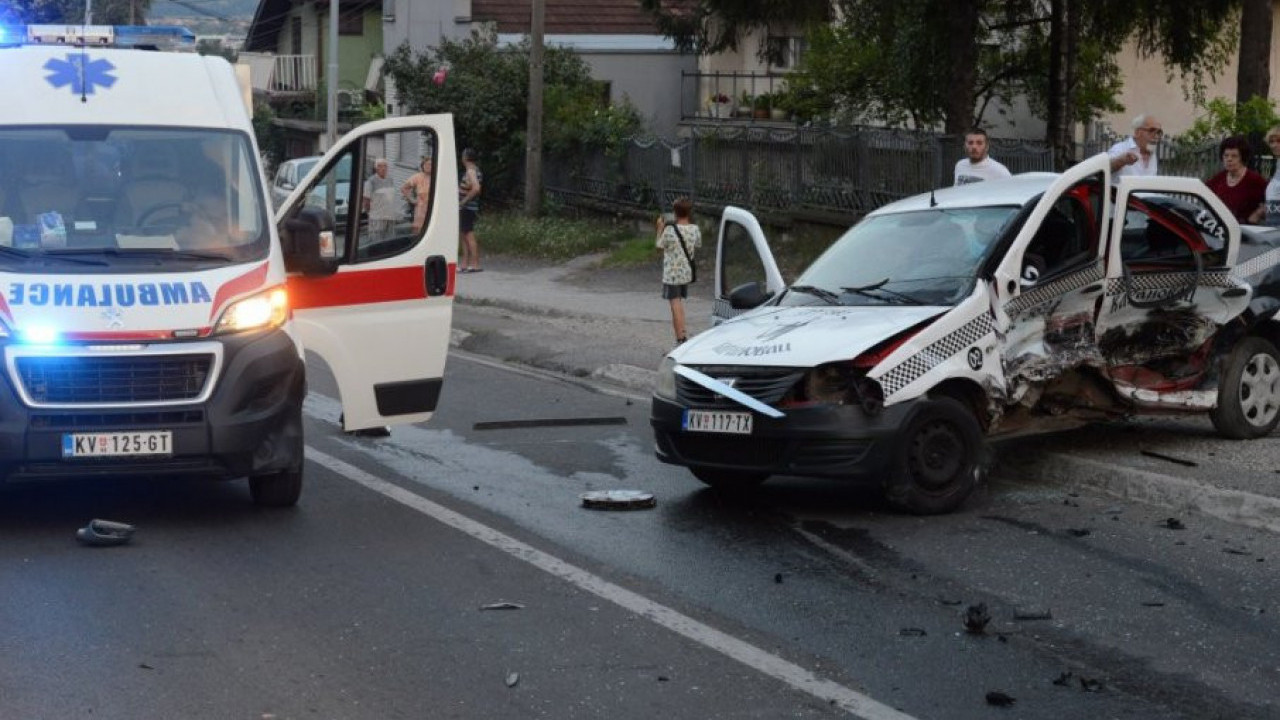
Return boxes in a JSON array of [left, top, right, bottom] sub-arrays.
[[114, 147, 189, 231]]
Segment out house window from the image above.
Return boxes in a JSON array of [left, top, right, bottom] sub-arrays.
[[765, 36, 806, 71], [338, 10, 364, 36]]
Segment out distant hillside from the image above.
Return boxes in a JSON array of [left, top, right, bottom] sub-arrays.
[[149, 0, 260, 22]]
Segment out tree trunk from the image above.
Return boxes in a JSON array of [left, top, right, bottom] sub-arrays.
[[1237, 0, 1273, 104], [1046, 0, 1066, 169], [942, 0, 981, 134]]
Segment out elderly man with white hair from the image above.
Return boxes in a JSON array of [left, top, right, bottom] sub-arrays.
[[1108, 113, 1163, 183], [362, 157, 399, 240]]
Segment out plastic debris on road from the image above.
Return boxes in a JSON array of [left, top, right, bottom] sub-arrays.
[[580, 489, 656, 510], [75, 519, 135, 547]]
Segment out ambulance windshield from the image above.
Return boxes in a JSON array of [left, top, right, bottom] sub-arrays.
[[0, 127, 268, 267]]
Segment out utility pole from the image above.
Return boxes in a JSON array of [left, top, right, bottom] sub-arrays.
[[524, 0, 544, 216], [325, 0, 339, 150], [84, 0, 92, 24]]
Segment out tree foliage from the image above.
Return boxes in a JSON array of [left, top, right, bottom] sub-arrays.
[[0, 0, 153, 24], [382, 30, 641, 200]]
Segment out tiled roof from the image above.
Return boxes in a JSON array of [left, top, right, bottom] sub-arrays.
[[472, 0, 692, 35]]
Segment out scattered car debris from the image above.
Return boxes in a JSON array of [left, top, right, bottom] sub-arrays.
[[75, 519, 135, 547], [1141, 601, 1166, 607], [657, 675, 669, 682], [137, 662, 154, 671], [937, 597, 963, 606], [480, 602, 524, 611], [1223, 548, 1248, 555], [1140, 449, 1198, 467], [964, 603, 991, 634], [1053, 671, 1074, 686], [1241, 605, 1267, 615], [1065, 528, 1092, 537], [474, 416, 627, 431], [580, 490, 656, 510], [1013, 606, 1052, 620], [774, 573, 784, 584], [505, 672, 520, 688], [985, 690, 1016, 707], [899, 627, 928, 637], [1079, 677, 1104, 692], [1161, 517, 1186, 530]]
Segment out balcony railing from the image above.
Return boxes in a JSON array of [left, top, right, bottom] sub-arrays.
[[238, 52, 317, 93], [682, 71, 792, 123]]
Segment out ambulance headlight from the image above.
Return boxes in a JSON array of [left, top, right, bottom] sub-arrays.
[[655, 357, 677, 400], [214, 287, 289, 334]]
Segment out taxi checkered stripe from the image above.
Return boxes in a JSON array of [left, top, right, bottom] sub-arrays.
[[1004, 264, 1103, 317], [876, 313, 995, 398], [1234, 246, 1280, 281], [1104, 270, 1235, 296]]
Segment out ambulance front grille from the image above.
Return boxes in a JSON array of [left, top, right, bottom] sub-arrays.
[[16, 354, 214, 405]]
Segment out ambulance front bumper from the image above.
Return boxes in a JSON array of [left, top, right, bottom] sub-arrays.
[[0, 328, 305, 483]]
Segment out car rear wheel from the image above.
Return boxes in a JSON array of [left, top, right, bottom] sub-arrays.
[[249, 467, 303, 507], [1211, 337, 1280, 439], [885, 396, 981, 515], [690, 467, 769, 492]]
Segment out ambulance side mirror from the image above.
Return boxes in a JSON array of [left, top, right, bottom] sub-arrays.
[[729, 281, 774, 310], [282, 206, 339, 276]]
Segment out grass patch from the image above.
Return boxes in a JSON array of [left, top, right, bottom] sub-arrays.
[[476, 211, 640, 260]]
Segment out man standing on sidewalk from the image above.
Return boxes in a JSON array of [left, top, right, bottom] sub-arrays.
[[953, 128, 1011, 185]]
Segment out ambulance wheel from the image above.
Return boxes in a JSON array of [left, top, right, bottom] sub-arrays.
[[1211, 337, 1280, 439], [249, 467, 303, 507], [690, 467, 769, 492], [885, 396, 981, 515]]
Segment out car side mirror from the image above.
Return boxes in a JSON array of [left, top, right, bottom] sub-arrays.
[[282, 206, 339, 276], [729, 281, 774, 310]]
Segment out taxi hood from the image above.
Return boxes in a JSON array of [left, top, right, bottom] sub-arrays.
[[672, 305, 945, 367]]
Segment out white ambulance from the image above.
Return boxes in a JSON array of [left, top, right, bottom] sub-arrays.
[[0, 27, 456, 505]]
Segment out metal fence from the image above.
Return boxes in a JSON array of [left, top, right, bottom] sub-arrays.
[[545, 125, 1236, 226]]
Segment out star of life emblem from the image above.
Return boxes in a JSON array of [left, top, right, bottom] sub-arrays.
[[101, 307, 125, 330]]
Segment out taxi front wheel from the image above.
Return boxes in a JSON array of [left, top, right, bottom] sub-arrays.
[[885, 396, 981, 515]]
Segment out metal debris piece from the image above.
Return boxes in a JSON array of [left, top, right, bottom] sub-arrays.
[[938, 597, 963, 606], [1013, 606, 1052, 620], [475, 416, 627, 431], [1140, 449, 1197, 467], [480, 602, 525, 611], [774, 573, 783, 584], [1141, 601, 1166, 607], [1223, 548, 1248, 555], [963, 603, 991, 634], [505, 672, 520, 688], [899, 627, 927, 637], [1079, 677, 1103, 692], [76, 519, 135, 547], [1052, 671, 1074, 687], [580, 489, 656, 511], [1161, 517, 1186, 530], [985, 691, 1016, 707], [1065, 528, 1091, 537]]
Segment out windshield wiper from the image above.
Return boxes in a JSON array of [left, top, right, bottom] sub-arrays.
[[46, 248, 233, 262], [788, 284, 841, 305], [0, 246, 31, 259], [841, 278, 928, 306]]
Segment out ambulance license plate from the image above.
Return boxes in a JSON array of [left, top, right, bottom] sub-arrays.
[[62, 431, 173, 458], [683, 410, 752, 435]]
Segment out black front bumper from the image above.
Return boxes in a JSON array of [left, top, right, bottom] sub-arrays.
[[651, 394, 923, 482], [0, 329, 306, 483]]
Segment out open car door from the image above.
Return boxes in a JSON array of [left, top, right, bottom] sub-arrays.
[[277, 115, 456, 431], [713, 206, 785, 324]]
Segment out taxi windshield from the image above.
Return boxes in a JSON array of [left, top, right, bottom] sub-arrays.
[[782, 206, 1020, 307], [0, 126, 268, 269]]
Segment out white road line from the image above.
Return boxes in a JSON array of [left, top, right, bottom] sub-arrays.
[[305, 445, 918, 720]]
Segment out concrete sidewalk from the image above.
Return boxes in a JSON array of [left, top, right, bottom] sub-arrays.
[[448, 252, 1280, 533]]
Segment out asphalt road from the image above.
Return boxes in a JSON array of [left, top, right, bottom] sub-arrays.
[[4, 353, 1277, 719]]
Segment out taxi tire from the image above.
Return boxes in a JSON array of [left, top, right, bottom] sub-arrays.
[[1210, 336, 1280, 439], [885, 396, 981, 515], [249, 467, 303, 507], [690, 467, 769, 492]]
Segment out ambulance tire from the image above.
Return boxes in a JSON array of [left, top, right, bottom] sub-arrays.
[[885, 396, 981, 515], [690, 467, 769, 492], [249, 467, 303, 507], [1210, 336, 1280, 439]]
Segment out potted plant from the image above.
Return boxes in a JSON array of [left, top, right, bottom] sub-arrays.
[[753, 93, 772, 119], [736, 90, 753, 118], [707, 92, 732, 119]]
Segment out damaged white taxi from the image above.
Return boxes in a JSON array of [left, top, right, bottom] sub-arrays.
[[651, 152, 1280, 514]]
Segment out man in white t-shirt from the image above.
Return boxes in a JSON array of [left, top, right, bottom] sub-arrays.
[[1108, 113, 1162, 183], [362, 158, 399, 240], [953, 128, 1012, 185]]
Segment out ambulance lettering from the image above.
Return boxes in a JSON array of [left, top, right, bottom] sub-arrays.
[[8, 282, 212, 307]]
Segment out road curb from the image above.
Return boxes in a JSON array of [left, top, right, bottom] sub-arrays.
[[1000, 451, 1280, 534], [590, 363, 657, 394]]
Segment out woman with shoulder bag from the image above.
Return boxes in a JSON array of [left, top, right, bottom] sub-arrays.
[[655, 197, 701, 346]]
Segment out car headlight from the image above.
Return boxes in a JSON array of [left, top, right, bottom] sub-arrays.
[[655, 356, 677, 399], [214, 286, 289, 335]]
